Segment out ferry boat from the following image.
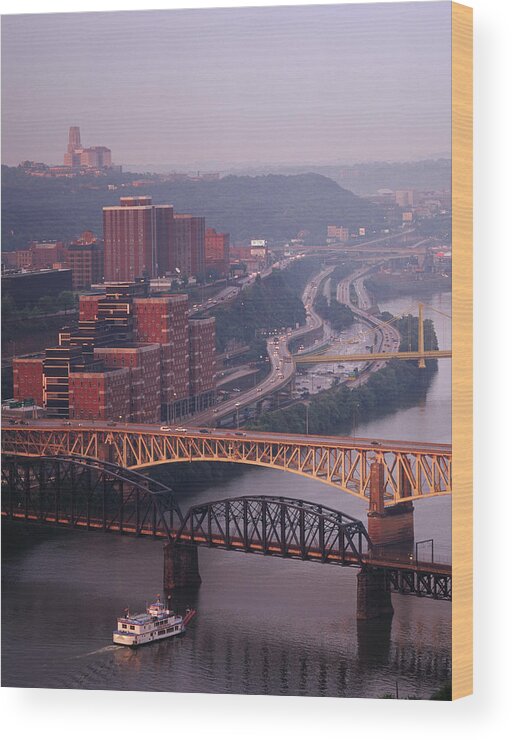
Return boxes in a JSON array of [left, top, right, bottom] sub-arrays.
[[113, 597, 196, 648]]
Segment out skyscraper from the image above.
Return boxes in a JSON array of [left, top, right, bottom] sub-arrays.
[[103, 197, 173, 281]]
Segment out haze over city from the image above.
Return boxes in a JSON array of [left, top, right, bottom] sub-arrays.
[[1, 2, 451, 170]]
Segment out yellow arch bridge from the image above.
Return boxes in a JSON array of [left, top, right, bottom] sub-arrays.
[[2, 422, 451, 506]]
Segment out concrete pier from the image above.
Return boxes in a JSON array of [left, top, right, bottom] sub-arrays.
[[356, 568, 394, 620], [163, 541, 202, 590], [367, 461, 414, 548]]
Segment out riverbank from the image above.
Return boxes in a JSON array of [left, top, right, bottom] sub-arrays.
[[247, 314, 438, 435], [364, 273, 451, 300]]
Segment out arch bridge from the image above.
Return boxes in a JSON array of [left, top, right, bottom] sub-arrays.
[[2, 422, 452, 505]]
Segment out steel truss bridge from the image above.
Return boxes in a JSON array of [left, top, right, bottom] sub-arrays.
[[1, 454, 451, 601], [1, 423, 452, 505]]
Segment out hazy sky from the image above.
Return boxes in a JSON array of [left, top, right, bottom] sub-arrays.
[[1, 3, 451, 169]]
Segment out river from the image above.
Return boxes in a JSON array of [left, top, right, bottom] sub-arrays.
[[1, 292, 452, 699]]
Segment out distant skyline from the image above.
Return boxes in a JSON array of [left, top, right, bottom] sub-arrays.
[[1, 3, 451, 169]]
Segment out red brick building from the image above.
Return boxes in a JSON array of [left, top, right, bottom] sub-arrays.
[[69, 368, 130, 421], [66, 241, 104, 289], [133, 294, 190, 419], [172, 214, 205, 280], [94, 344, 161, 423], [12, 356, 45, 406], [103, 197, 173, 281], [189, 318, 216, 412], [205, 228, 230, 277], [79, 294, 102, 321], [12, 280, 217, 421]]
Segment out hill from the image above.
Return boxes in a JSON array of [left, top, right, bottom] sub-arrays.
[[1, 166, 379, 249]]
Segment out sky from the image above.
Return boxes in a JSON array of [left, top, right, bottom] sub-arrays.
[[1, 2, 451, 170]]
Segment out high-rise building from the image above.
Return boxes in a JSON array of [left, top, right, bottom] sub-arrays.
[[133, 294, 190, 420], [189, 318, 216, 413], [205, 228, 230, 277], [69, 368, 131, 421], [172, 215, 205, 280], [66, 240, 104, 289], [103, 197, 173, 281]]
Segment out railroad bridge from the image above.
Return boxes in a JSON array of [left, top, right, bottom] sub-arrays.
[[1, 451, 451, 620]]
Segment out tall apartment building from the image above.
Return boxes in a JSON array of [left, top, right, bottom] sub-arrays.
[[205, 228, 230, 277], [103, 197, 173, 281], [189, 318, 216, 413], [69, 368, 131, 421], [172, 215, 205, 280], [94, 344, 161, 423], [66, 241, 104, 289], [133, 294, 190, 420]]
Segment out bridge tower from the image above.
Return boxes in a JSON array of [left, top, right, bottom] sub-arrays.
[[366, 460, 414, 550]]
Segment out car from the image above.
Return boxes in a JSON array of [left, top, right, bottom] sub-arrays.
[[199, 428, 210, 434], [233, 388, 241, 393], [160, 425, 171, 431], [257, 387, 263, 392], [64, 421, 72, 426], [18, 420, 27, 425], [234, 432, 247, 437], [175, 427, 187, 433], [370, 440, 381, 446], [107, 421, 117, 427]]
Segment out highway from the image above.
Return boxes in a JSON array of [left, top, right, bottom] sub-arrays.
[[2, 418, 452, 456], [182, 265, 334, 425]]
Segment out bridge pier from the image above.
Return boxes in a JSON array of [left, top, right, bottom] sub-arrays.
[[163, 541, 202, 590], [356, 568, 394, 620], [367, 461, 414, 549]]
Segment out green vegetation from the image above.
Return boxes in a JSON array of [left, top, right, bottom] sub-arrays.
[[247, 315, 438, 435], [205, 258, 321, 353], [314, 295, 354, 332], [1, 166, 378, 248], [1, 290, 78, 347]]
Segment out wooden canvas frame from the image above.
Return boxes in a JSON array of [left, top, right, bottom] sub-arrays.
[[452, 1, 473, 700]]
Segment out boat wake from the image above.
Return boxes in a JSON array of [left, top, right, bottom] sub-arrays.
[[78, 645, 125, 658]]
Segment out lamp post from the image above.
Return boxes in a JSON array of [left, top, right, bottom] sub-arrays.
[[235, 402, 240, 429]]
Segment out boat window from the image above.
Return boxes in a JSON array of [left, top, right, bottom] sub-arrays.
[[121, 624, 127, 629], [130, 625, 135, 630]]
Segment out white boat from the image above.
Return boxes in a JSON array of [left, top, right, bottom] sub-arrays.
[[113, 597, 196, 648]]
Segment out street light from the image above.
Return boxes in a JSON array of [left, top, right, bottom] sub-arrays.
[[235, 402, 240, 429]]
